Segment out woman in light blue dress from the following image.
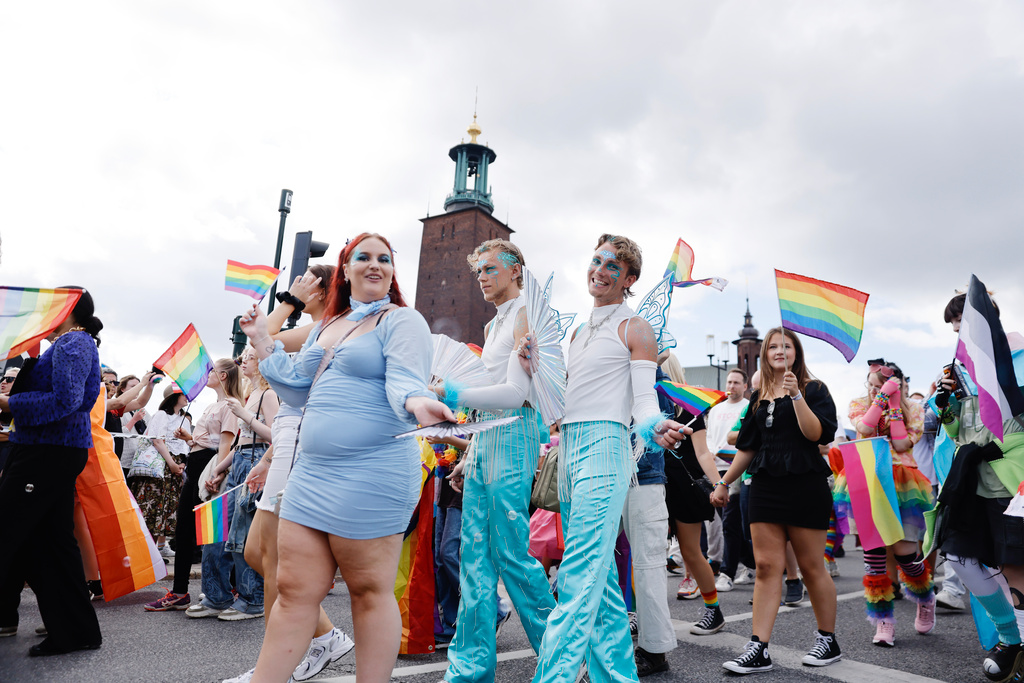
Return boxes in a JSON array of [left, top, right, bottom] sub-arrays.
[[238, 233, 454, 683]]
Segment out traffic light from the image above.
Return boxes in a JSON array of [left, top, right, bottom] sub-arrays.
[[231, 315, 248, 358], [286, 231, 330, 327]]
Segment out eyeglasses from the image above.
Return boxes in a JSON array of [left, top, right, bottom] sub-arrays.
[[1, 376, 15, 384], [766, 400, 775, 428], [103, 379, 117, 386]]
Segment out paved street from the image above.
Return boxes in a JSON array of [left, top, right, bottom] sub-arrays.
[[0, 542, 987, 682]]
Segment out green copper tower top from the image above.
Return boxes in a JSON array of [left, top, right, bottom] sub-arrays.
[[444, 115, 497, 214]]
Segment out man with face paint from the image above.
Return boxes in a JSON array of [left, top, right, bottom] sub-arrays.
[[530, 234, 690, 683], [436, 239, 555, 683]]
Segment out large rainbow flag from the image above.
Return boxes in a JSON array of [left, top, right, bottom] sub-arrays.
[[664, 239, 727, 291], [225, 260, 281, 300], [838, 437, 904, 550], [153, 324, 214, 401], [655, 380, 727, 416], [0, 287, 82, 359], [395, 439, 437, 654], [78, 390, 166, 601], [775, 269, 869, 362], [194, 492, 231, 545]]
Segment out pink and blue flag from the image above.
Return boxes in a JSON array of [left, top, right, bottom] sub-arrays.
[[838, 437, 904, 551]]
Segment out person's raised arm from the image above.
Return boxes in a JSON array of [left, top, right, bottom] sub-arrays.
[[267, 274, 324, 351], [625, 317, 691, 449]]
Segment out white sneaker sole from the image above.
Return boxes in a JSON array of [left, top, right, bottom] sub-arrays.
[[802, 654, 842, 666], [722, 661, 773, 674], [293, 634, 355, 681]]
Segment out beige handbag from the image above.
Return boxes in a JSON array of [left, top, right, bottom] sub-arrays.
[[531, 444, 560, 513]]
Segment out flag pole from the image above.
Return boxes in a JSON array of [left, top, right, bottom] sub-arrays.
[[193, 483, 245, 511], [178, 401, 192, 430]]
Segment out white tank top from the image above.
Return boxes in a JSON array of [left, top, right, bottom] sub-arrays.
[[563, 303, 634, 426], [481, 295, 524, 384]]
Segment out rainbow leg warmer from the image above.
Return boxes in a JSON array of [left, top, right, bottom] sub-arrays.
[[895, 553, 934, 604], [864, 574, 896, 624]]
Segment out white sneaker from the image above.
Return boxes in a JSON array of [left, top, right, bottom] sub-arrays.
[[826, 560, 840, 578], [293, 628, 355, 681], [734, 567, 756, 585], [935, 589, 965, 611], [222, 669, 254, 683], [185, 603, 224, 619], [715, 573, 735, 592], [159, 544, 175, 558]]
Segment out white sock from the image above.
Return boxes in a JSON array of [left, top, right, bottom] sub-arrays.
[[1015, 608, 1024, 642], [314, 628, 336, 642]]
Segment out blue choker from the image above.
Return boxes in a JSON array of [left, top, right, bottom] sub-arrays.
[[347, 295, 390, 321]]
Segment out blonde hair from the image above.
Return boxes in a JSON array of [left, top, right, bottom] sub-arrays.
[[661, 351, 686, 385], [758, 327, 813, 401], [594, 234, 642, 297], [213, 358, 246, 404], [466, 239, 525, 288]]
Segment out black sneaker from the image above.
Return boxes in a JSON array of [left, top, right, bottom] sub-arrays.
[[628, 611, 638, 639], [690, 605, 725, 635], [984, 642, 1024, 682], [802, 631, 842, 666], [784, 579, 804, 606], [723, 639, 772, 674], [635, 648, 669, 678]]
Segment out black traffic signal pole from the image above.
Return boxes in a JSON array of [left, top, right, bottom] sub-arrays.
[[267, 189, 293, 314]]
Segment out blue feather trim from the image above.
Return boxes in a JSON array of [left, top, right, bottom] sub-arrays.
[[631, 412, 669, 461], [442, 380, 466, 411]]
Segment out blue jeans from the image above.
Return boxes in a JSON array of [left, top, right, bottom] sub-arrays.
[[200, 444, 266, 613], [435, 504, 462, 640]]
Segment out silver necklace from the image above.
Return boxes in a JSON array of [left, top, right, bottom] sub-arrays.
[[491, 299, 515, 335], [584, 303, 622, 347]]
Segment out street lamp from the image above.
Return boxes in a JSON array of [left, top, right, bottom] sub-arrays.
[[706, 334, 731, 390]]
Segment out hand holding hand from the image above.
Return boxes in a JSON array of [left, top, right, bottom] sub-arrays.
[[205, 471, 226, 494], [168, 461, 185, 476], [710, 484, 729, 507]]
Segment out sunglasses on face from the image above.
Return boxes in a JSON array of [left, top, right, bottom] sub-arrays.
[[1, 376, 15, 384]]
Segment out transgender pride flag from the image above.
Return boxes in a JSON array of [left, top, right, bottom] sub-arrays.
[[955, 275, 1024, 441]]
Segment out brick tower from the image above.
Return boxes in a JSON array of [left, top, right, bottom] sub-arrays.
[[732, 298, 762, 393], [415, 117, 512, 346]]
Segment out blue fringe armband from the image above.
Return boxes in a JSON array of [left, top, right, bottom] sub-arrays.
[[631, 412, 670, 462]]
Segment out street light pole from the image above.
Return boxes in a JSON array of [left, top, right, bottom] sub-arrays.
[[707, 334, 730, 390], [267, 189, 292, 313]]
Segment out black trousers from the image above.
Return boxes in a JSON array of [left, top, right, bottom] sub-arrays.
[[0, 443, 101, 649], [172, 448, 216, 595]]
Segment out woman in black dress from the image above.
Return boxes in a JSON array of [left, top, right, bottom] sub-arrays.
[[711, 326, 840, 674]]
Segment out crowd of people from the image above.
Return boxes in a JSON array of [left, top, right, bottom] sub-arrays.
[[0, 235, 1022, 683]]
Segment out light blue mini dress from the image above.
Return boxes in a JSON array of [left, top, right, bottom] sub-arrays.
[[259, 308, 434, 539]]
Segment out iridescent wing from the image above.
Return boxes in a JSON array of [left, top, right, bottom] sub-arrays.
[[394, 415, 521, 439], [431, 334, 492, 388], [523, 269, 568, 425], [635, 274, 676, 354], [542, 272, 577, 342]]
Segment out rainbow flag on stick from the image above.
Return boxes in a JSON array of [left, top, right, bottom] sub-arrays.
[[153, 324, 214, 401], [664, 239, 727, 291], [775, 269, 869, 362], [225, 260, 281, 300], [194, 485, 241, 545], [0, 287, 83, 359], [655, 381, 727, 416], [838, 437, 904, 551]]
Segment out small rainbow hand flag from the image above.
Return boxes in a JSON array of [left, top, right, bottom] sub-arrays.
[[664, 239, 728, 291], [655, 380, 727, 416], [225, 260, 281, 300], [838, 437, 904, 551], [775, 269, 868, 362], [0, 287, 83, 359], [194, 490, 232, 545], [153, 324, 214, 401]]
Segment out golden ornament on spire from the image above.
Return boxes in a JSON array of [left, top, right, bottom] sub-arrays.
[[467, 114, 482, 144]]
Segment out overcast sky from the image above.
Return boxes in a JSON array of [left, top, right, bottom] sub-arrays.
[[3, 1, 1023, 422]]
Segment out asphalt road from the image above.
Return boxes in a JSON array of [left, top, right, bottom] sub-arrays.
[[0, 542, 988, 682]]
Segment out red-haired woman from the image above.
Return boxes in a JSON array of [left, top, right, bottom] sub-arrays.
[[711, 327, 841, 673], [238, 233, 454, 683]]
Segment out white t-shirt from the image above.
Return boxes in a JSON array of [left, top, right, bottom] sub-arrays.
[[705, 398, 749, 470]]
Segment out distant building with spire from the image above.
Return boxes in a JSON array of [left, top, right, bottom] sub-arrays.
[[414, 117, 512, 346], [733, 298, 762, 389]]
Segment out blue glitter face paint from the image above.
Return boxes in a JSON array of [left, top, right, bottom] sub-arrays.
[[496, 251, 518, 269], [598, 250, 616, 261]]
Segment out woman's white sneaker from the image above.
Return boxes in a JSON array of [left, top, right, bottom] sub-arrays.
[[292, 628, 355, 681]]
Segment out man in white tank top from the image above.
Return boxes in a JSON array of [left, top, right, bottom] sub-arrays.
[[438, 240, 555, 683], [531, 235, 690, 683]]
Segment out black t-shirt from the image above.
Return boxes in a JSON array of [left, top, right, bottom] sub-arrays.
[[735, 380, 837, 477], [663, 413, 707, 480]]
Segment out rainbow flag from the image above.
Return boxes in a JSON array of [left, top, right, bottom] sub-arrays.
[[664, 239, 727, 291], [225, 260, 281, 300], [838, 437, 904, 551], [655, 380, 727, 416], [775, 269, 869, 362], [194, 493, 230, 545], [153, 324, 214, 401], [466, 343, 483, 358], [0, 287, 83, 359], [395, 440, 437, 654]]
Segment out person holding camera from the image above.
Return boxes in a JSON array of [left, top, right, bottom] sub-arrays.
[[932, 292, 1024, 683], [833, 359, 935, 647]]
